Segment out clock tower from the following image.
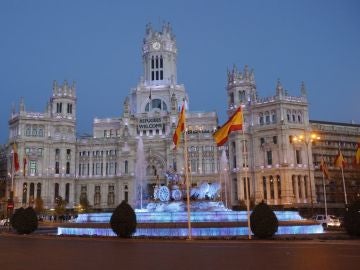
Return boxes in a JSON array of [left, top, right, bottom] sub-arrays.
[[142, 22, 178, 86], [130, 23, 187, 115]]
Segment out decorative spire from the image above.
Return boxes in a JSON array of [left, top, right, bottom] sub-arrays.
[[19, 97, 25, 112], [71, 81, 76, 97], [300, 81, 307, 97], [250, 69, 255, 83], [244, 65, 249, 80], [146, 22, 153, 35], [276, 79, 284, 96], [52, 80, 58, 95], [11, 103, 16, 116], [123, 97, 130, 116]]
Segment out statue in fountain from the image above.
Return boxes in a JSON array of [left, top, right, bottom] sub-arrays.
[[148, 169, 224, 212]]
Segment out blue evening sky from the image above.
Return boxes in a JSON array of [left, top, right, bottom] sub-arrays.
[[1, 0, 359, 143]]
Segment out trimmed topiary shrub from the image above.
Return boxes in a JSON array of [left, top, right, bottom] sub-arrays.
[[110, 200, 137, 238], [250, 201, 278, 239], [11, 207, 38, 234], [344, 200, 360, 237]]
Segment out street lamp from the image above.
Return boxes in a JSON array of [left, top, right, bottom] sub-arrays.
[[293, 133, 320, 215]]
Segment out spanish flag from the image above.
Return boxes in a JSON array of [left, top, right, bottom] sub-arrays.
[[172, 104, 185, 149], [320, 157, 329, 179], [354, 143, 360, 166], [334, 150, 346, 168], [12, 143, 20, 172], [213, 107, 243, 146]]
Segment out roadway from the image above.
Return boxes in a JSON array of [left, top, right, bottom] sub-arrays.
[[0, 234, 359, 270]]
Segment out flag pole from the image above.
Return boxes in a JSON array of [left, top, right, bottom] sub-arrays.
[[11, 146, 15, 201], [340, 166, 347, 206], [242, 129, 251, 240], [321, 164, 328, 219], [183, 107, 192, 240]]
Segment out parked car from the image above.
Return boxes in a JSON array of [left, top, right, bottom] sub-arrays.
[[0, 218, 9, 226], [313, 215, 341, 227]]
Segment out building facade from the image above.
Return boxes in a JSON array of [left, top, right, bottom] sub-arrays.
[[311, 120, 360, 209], [4, 23, 360, 212]]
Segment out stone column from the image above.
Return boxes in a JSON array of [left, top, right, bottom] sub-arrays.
[[266, 176, 270, 203], [274, 176, 278, 204], [294, 175, 299, 203], [239, 176, 244, 201], [300, 175, 305, 202], [306, 175, 311, 203], [89, 153, 93, 177]]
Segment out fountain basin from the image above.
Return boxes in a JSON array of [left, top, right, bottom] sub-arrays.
[[58, 210, 323, 237]]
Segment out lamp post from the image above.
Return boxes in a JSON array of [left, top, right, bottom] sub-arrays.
[[293, 133, 320, 216]]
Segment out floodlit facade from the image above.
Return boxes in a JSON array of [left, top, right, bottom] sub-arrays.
[[2, 23, 359, 213]]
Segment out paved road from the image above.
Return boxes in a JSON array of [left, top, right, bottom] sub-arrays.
[[0, 234, 359, 270]]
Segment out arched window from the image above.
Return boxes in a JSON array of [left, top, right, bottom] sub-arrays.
[[94, 185, 101, 207], [259, 113, 264, 125], [125, 160, 128, 174], [54, 183, 59, 201], [29, 183, 35, 201], [270, 176, 274, 199], [108, 185, 115, 206], [277, 175, 281, 198], [66, 162, 70, 174], [65, 183, 70, 203], [265, 111, 270, 124], [263, 177, 267, 200], [271, 111, 277, 123], [36, 183, 41, 198], [145, 98, 168, 112], [150, 55, 164, 81], [22, 182, 28, 204]]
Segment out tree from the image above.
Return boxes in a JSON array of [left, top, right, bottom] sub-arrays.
[[344, 200, 360, 237], [110, 200, 137, 238], [55, 196, 67, 220], [34, 197, 44, 215], [10, 207, 38, 234], [250, 201, 278, 239], [79, 195, 91, 213]]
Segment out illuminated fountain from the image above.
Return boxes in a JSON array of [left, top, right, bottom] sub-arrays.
[[134, 137, 147, 209], [58, 142, 323, 237]]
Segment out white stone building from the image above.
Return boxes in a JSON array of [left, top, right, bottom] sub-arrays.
[[6, 23, 324, 211]]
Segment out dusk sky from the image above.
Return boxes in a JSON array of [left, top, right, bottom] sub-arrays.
[[1, 0, 359, 144]]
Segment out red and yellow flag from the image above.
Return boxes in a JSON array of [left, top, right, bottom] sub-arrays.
[[320, 158, 329, 179], [354, 143, 360, 166], [334, 150, 346, 168], [213, 107, 243, 146], [172, 104, 185, 149], [12, 144, 20, 172]]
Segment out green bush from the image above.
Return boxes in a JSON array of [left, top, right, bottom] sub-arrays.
[[11, 207, 38, 234], [250, 201, 278, 239], [344, 200, 360, 237], [110, 201, 137, 238]]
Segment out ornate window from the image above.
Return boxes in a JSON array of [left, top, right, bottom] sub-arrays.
[[265, 111, 270, 124], [36, 183, 41, 198], [145, 99, 168, 112], [65, 183, 70, 203], [108, 185, 115, 206], [22, 183, 28, 204], [30, 161, 37, 175], [267, 150, 272, 165], [94, 185, 101, 206], [259, 113, 264, 125], [150, 55, 164, 81]]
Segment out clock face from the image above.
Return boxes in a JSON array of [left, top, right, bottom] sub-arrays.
[[152, 41, 161, 50]]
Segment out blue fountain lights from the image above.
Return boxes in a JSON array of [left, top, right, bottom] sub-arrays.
[[58, 225, 323, 237]]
